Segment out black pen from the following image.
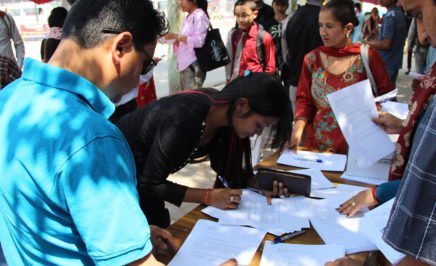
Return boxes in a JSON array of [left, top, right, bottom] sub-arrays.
[[273, 230, 307, 244]]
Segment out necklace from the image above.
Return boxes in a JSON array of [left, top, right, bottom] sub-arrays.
[[324, 54, 356, 86]]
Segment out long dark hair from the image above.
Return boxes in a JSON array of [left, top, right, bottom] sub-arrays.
[[199, 73, 292, 188], [194, 0, 209, 18], [204, 72, 293, 150]]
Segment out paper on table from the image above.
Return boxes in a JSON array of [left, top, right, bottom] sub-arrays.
[[276, 150, 347, 172], [304, 195, 377, 254], [341, 150, 392, 185], [310, 184, 368, 199], [327, 79, 395, 168], [360, 199, 405, 264], [168, 219, 266, 266], [215, 190, 310, 235], [288, 168, 334, 190], [381, 101, 409, 120], [260, 241, 346, 266]]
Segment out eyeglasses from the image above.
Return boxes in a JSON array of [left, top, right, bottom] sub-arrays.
[[102, 29, 157, 75], [234, 13, 254, 19]]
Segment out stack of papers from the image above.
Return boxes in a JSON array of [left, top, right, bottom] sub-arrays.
[[168, 220, 266, 266], [277, 150, 347, 172], [202, 190, 310, 235], [341, 153, 392, 185], [360, 199, 405, 264], [303, 195, 377, 254], [260, 242, 346, 266]]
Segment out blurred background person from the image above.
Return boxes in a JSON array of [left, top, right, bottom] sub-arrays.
[[0, 9, 24, 69], [362, 7, 379, 42], [163, 0, 209, 90], [40, 7, 68, 63], [290, 0, 393, 154]]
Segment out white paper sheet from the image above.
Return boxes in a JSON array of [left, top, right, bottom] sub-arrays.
[[203, 190, 310, 235], [341, 151, 392, 185], [288, 168, 334, 190], [168, 220, 266, 266], [260, 241, 346, 266], [381, 101, 409, 120], [374, 88, 398, 103], [220, 190, 310, 235], [310, 184, 368, 199], [360, 199, 406, 264], [303, 195, 377, 254], [276, 150, 347, 172], [327, 79, 395, 168]]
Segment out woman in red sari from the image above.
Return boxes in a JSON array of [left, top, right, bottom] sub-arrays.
[[289, 0, 394, 154]]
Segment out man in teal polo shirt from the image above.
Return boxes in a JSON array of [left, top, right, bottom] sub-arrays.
[[0, 0, 175, 265]]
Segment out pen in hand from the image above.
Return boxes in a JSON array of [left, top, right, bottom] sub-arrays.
[[218, 175, 231, 188], [273, 230, 307, 244]]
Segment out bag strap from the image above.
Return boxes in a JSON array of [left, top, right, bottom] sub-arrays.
[[256, 24, 266, 71], [360, 43, 378, 96]]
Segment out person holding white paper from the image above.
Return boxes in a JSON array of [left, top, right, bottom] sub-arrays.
[[289, 0, 393, 154], [330, 0, 436, 264]]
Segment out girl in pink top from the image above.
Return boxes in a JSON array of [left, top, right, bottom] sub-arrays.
[[163, 0, 210, 89]]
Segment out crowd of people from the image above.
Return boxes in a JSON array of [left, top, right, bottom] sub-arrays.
[[0, 0, 435, 265]]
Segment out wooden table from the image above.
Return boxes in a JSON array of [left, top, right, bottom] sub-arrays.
[[156, 152, 386, 265]]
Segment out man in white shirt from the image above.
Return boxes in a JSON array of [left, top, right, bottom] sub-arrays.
[[0, 10, 24, 68]]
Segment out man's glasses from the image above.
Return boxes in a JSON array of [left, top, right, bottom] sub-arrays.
[[102, 29, 156, 75]]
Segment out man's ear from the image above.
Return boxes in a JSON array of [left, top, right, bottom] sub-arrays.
[[253, 9, 259, 19], [111, 32, 134, 66], [235, 98, 251, 116]]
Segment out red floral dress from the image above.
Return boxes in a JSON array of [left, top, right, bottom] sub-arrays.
[[295, 44, 394, 154]]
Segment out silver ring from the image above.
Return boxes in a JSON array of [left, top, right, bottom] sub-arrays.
[[230, 196, 234, 202], [351, 201, 356, 207]]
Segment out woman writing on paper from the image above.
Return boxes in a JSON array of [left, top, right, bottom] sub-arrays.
[[289, 0, 394, 154], [162, 0, 209, 90], [117, 73, 292, 228]]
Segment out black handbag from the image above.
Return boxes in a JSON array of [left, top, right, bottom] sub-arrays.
[[255, 167, 311, 196], [194, 25, 230, 72]]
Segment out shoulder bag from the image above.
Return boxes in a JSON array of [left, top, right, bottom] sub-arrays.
[[194, 24, 230, 72]]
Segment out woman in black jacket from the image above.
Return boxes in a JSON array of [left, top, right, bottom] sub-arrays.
[[117, 72, 292, 227]]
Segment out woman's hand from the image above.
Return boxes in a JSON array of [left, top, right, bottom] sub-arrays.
[[336, 189, 377, 217], [372, 111, 404, 134], [163, 32, 178, 40], [289, 120, 306, 150], [260, 180, 290, 205], [149, 225, 177, 255], [209, 189, 242, 209]]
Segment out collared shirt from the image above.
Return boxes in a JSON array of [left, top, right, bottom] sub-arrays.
[[0, 54, 21, 89], [225, 23, 276, 81], [0, 12, 25, 68], [174, 8, 209, 71], [378, 6, 407, 72], [383, 96, 436, 265], [0, 59, 152, 265]]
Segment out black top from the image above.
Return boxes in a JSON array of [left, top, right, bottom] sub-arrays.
[[40, 38, 61, 62], [255, 3, 275, 32], [285, 3, 323, 87], [116, 93, 253, 208]]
